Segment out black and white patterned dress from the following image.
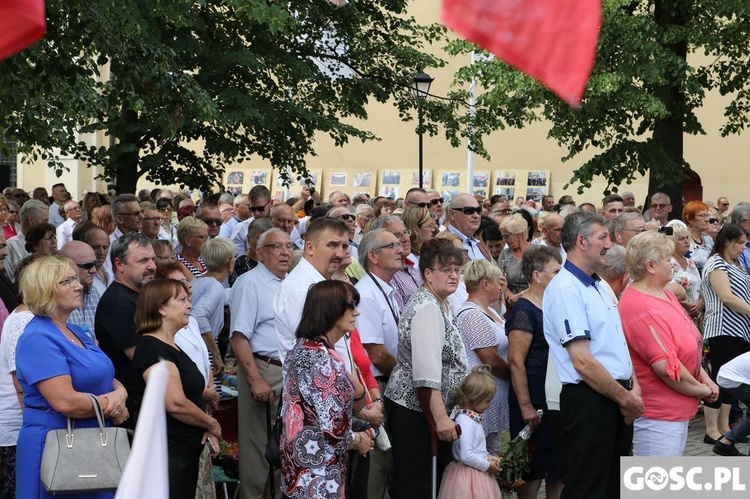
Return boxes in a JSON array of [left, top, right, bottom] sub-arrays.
[[385, 287, 468, 412]]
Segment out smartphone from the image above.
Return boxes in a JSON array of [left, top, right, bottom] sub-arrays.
[[206, 439, 217, 454]]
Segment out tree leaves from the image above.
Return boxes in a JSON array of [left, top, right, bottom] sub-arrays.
[[0, 0, 447, 192]]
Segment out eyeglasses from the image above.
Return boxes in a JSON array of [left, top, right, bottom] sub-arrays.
[[201, 218, 222, 226], [452, 206, 482, 216], [262, 242, 294, 252], [430, 198, 444, 206], [430, 267, 462, 277], [391, 230, 411, 240], [249, 200, 270, 213], [76, 261, 97, 270], [58, 276, 80, 288], [345, 300, 359, 310], [143, 217, 164, 223], [650, 203, 669, 209], [121, 210, 144, 217], [373, 242, 403, 251], [338, 214, 356, 221], [708, 218, 719, 224], [158, 207, 172, 213], [219, 208, 233, 214]]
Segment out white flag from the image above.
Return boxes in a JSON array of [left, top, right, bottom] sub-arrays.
[[115, 361, 169, 499]]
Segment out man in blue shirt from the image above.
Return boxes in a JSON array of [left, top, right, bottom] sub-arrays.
[[543, 211, 644, 499]]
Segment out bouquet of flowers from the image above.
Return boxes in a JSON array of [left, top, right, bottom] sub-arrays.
[[497, 409, 543, 492]]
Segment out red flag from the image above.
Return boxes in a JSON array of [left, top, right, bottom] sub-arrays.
[[442, 0, 601, 107], [0, 0, 46, 61]]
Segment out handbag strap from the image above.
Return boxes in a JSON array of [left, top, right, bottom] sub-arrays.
[[66, 394, 108, 447]]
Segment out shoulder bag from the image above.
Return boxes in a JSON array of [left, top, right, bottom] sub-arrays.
[[40, 393, 131, 495]]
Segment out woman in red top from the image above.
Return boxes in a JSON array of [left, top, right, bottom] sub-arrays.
[[0, 197, 17, 240], [619, 231, 719, 456]]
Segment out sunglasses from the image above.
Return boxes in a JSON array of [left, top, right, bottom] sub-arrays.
[[452, 206, 482, 216], [430, 198, 445, 206], [249, 200, 270, 213], [708, 218, 719, 224], [414, 202, 431, 209], [76, 262, 97, 270], [338, 214, 356, 221], [201, 218, 222, 226]]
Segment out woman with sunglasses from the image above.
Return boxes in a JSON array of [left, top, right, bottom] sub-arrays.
[[499, 213, 532, 309], [684, 201, 714, 274], [402, 206, 437, 264], [385, 238, 467, 498], [280, 280, 375, 499], [175, 217, 209, 281]]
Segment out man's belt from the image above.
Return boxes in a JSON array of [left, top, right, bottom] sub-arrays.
[[616, 378, 634, 390], [253, 353, 282, 367]]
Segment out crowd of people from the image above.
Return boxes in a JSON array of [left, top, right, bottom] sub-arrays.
[[0, 182, 747, 499]]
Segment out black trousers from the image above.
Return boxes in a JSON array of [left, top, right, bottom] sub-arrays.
[[385, 398, 451, 499], [705, 335, 750, 408], [168, 449, 201, 499], [560, 383, 633, 499]]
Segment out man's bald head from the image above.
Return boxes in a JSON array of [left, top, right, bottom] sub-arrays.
[[270, 204, 296, 234], [61, 241, 97, 288]]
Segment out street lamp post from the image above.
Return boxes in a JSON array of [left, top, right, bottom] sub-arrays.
[[412, 71, 433, 189]]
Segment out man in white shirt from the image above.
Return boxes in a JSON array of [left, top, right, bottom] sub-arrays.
[[48, 183, 69, 227], [219, 194, 251, 239], [355, 229, 403, 499], [230, 228, 292, 499], [56, 199, 83, 249], [6, 199, 48, 282], [532, 212, 567, 263], [274, 217, 349, 363], [230, 186, 272, 254], [448, 193, 488, 261]]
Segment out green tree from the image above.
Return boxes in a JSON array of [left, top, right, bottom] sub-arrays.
[[440, 0, 750, 215], [0, 0, 445, 193]]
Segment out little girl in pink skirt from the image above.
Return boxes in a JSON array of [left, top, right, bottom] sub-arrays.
[[439, 365, 502, 499]]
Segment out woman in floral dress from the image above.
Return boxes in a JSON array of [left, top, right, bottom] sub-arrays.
[[280, 280, 375, 498]]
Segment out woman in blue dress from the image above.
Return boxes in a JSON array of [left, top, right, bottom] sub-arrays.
[[14, 254, 129, 499]]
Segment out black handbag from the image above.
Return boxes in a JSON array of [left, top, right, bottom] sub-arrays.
[[40, 393, 131, 494]]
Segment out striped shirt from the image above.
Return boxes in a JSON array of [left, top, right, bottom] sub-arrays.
[[702, 255, 750, 341]]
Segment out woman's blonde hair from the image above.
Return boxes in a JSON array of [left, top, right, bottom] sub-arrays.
[[201, 237, 237, 271], [625, 231, 675, 281], [499, 213, 528, 236], [463, 259, 502, 293], [19, 254, 76, 317], [177, 216, 208, 245], [401, 206, 433, 254], [453, 365, 497, 407]]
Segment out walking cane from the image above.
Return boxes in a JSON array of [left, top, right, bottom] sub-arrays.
[[417, 388, 461, 499], [265, 401, 275, 496]]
